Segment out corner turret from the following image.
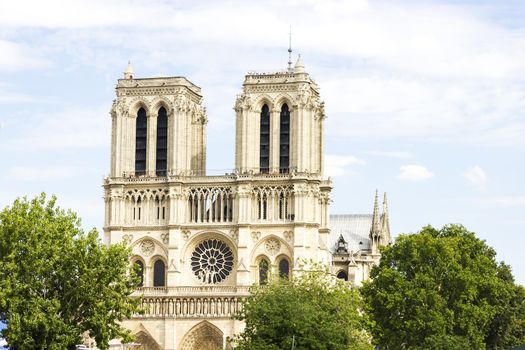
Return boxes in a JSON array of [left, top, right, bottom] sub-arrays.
[[124, 61, 134, 80]]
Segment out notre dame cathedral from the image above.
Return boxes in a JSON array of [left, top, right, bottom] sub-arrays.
[[103, 57, 391, 350]]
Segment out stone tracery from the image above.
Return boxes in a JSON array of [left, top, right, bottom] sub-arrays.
[[191, 239, 234, 284]]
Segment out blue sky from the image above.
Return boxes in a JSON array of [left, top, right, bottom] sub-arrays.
[[0, 0, 524, 284]]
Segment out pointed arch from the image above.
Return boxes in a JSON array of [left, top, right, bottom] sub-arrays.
[[133, 324, 162, 350], [150, 96, 173, 116], [274, 93, 295, 110], [131, 237, 169, 259], [179, 321, 223, 350], [128, 98, 150, 117], [250, 234, 293, 265], [253, 94, 274, 111]]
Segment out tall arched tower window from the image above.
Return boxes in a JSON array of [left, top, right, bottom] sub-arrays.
[[135, 108, 147, 176], [260, 104, 270, 173], [156, 107, 168, 176], [279, 103, 290, 173], [153, 259, 166, 287], [135, 260, 144, 287]]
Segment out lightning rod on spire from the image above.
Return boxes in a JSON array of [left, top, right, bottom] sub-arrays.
[[288, 25, 293, 72]]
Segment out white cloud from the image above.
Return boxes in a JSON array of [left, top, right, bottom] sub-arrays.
[[0, 39, 49, 72], [0, 83, 38, 104], [1, 105, 110, 151], [398, 164, 434, 181], [325, 154, 364, 177], [2, 1, 523, 146], [5, 166, 78, 181], [0, 338, 6, 346], [463, 165, 488, 191], [469, 196, 525, 208], [364, 150, 413, 158], [0, 0, 172, 28]]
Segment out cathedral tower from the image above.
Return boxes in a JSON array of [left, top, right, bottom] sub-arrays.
[[234, 56, 325, 175], [110, 64, 207, 179]]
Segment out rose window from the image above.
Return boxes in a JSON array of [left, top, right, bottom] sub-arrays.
[[191, 239, 234, 284]]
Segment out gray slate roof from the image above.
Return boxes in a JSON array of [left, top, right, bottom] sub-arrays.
[[329, 214, 372, 253]]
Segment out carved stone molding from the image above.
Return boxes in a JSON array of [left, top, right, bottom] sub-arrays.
[[140, 239, 155, 256], [251, 231, 261, 242], [229, 229, 239, 244], [123, 234, 133, 245], [264, 238, 281, 256], [283, 231, 293, 242], [182, 230, 191, 241]]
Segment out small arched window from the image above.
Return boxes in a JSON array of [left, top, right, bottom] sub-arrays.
[[278, 258, 290, 278], [156, 107, 168, 176], [260, 104, 270, 173], [259, 259, 269, 285], [336, 270, 348, 281], [135, 260, 144, 287], [279, 103, 290, 173], [135, 108, 147, 176], [153, 260, 166, 287]]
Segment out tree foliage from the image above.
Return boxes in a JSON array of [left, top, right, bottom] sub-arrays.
[[361, 224, 525, 349], [0, 194, 140, 349], [234, 262, 373, 350]]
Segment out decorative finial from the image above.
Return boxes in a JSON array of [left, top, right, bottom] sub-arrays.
[[294, 54, 305, 73], [288, 25, 293, 72], [124, 60, 134, 80], [381, 192, 392, 244]]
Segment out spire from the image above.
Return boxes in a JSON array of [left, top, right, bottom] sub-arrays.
[[370, 190, 381, 253], [287, 26, 293, 72], [294, 54, 305, 73], [381, 192, 392, 244], [124, 60, 134, 80], [371, 189, 381, 235]]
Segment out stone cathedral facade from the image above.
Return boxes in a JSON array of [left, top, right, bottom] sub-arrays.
[[103, 58, 391, 350]]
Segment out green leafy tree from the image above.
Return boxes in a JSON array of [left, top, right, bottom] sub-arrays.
[[233, 262, 373, 350], [361, 224, 525, 350], [0, 194, 140, 349]]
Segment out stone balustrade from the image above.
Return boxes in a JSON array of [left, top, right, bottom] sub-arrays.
[[135, 286, 251, 296], [137, 296, 244, 319]]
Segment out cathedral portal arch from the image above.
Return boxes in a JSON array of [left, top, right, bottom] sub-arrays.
[[178, 321, 224, 350]]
